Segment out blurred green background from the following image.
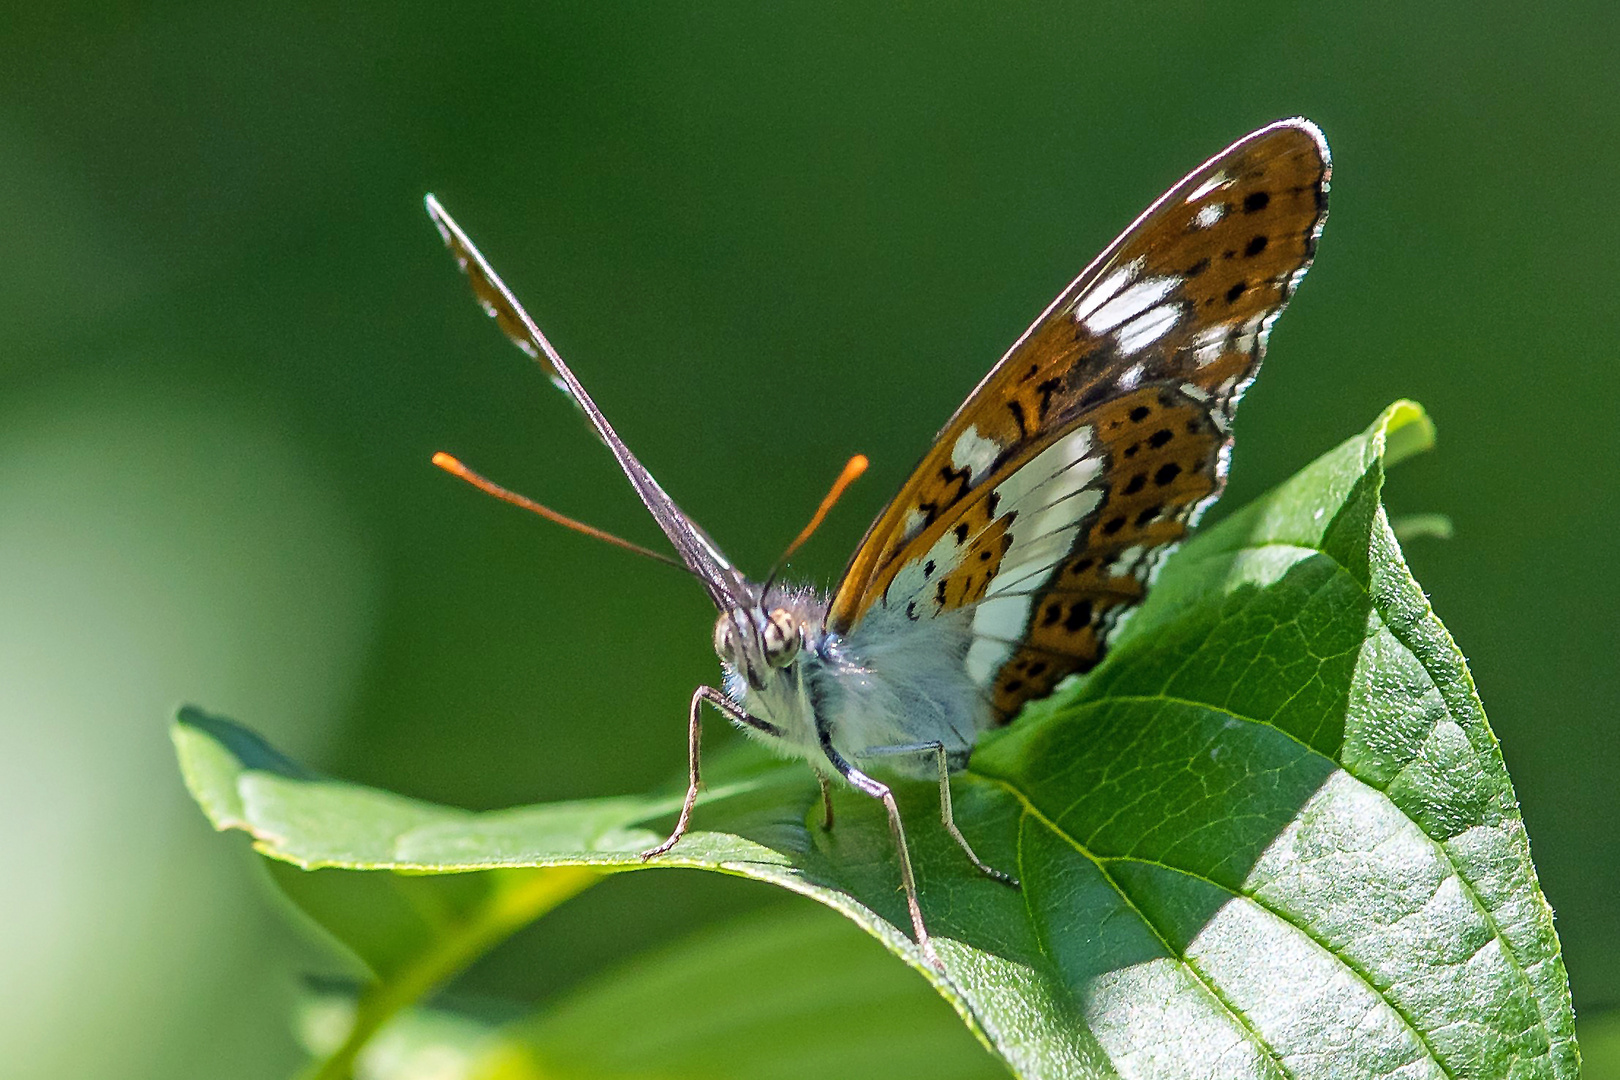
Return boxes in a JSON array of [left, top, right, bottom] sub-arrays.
[[3, 2, 1616, 1076]]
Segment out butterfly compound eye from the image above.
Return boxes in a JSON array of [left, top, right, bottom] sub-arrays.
[[713, 614, 739, 665], [762, 608, 800, 668]]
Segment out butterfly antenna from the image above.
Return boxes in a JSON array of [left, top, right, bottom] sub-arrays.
[[432, 452, 691, 573], [763, 454, 869, 592]]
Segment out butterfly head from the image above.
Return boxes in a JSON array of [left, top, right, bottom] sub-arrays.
[[711, 588, 826, 692]]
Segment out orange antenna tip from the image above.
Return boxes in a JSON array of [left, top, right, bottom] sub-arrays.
[[431, 452, 687, 572], [769, 453, 870, 583]]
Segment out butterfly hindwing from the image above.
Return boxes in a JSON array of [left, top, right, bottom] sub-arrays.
[[828, 119, 1330, 718], [976, 382, 1224, 716]]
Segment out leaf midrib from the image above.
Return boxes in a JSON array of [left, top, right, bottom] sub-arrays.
[[1011, 777, 1297, 1080]]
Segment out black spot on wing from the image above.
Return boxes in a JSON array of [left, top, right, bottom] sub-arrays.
[[1036, 378, 1062, 421], [938, 462, 973, 500], [1063, 598, 1093, 632], [1007, 399, 1027, 434]]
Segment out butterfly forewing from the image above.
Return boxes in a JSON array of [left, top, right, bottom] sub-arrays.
[[425, 195, 751, 611], [828, 119, 1330, 718]]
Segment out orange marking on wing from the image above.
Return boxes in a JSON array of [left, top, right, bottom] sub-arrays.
[[933, 514, 1014, 612], [1082, 390, 1221, 550], [861, 417, 1097, 613]]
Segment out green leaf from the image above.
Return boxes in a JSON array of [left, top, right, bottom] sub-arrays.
[[296, 904, 1004, 1080], [176, 401, 1576, 1079]]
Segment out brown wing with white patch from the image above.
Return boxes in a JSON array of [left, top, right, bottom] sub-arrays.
[[827, 119, 1330, 718]]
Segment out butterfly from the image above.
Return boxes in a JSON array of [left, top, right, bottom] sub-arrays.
[[426, 117, 1330, 971]]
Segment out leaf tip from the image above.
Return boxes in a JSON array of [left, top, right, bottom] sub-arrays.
[[171, 706, 318, 834], [1377, 399, 1436, 467], [173, 706, 314, 781]]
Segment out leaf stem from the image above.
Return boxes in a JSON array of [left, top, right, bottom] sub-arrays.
[[302, 866, 600, 1080]]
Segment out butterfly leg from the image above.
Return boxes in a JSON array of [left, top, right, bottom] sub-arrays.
[[926, 743, 1018, 888], [861, 741, 1018, 888], [816, 772, 836, 831], [816, 738, 942, 971], [640, 685, 779, 861]]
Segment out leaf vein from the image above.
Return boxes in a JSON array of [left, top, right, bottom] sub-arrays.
[[999, 777, 1297, 1080]]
